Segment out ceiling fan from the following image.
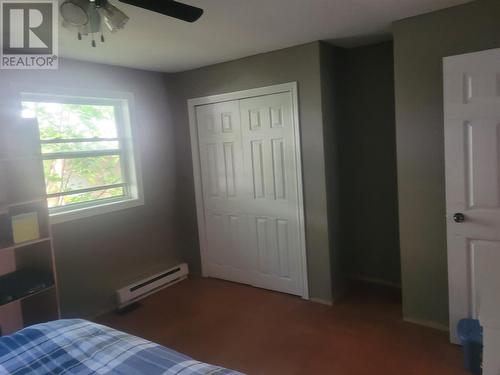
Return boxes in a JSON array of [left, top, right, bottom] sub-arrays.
[[60, 0, 203, 47]]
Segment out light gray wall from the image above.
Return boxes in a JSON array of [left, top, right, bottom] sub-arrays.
[[167, 42, 336, 302], [0, 59, 179, 317], [393, 0, 500, 327], [336, 42, 401, 287]]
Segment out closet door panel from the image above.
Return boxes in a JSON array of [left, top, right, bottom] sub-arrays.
[[239, 92, 302, 295], [196, 101, 255, 285], [195, 91, 304, 297]]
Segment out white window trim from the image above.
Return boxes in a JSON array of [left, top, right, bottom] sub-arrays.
[[17, 87, 144, 225]]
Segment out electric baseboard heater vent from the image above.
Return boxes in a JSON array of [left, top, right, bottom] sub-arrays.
[[116, 263, 188, 309]]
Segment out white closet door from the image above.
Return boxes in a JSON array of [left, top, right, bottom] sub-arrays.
[[194, 89, 305, 297], [239, 92, 303, 295]]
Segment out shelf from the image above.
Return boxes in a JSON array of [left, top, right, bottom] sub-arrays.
[[0, 269, 55, 308], [0, 285, 55, 309], [0, 243, 13, 252], [7, 202, 51, 242], [13, 237, 51, 249], [8, 198, 46, 208], [0, 237, 51, 252], [0, 118, 59, 331], [1, 200, 51, 253]]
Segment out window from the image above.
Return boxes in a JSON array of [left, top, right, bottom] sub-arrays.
[[21, 93, 143, 223]]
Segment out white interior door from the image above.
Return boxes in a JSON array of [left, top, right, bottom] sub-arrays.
[[444, 48, 500, 343], [190, 84, 307, 298]]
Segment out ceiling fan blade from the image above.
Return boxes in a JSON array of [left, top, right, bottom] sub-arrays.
[[118, 0, 203, 22]]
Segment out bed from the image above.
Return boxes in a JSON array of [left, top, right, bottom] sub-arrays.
[[0, 319, 243, 374]]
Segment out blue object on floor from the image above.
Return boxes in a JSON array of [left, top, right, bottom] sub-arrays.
[[457, 319, 483, 374]]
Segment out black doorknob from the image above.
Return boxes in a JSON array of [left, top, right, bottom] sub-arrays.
[[453, 213, 465, 223]]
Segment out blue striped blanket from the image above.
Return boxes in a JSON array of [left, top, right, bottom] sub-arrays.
[[0, 319, 243, 374]]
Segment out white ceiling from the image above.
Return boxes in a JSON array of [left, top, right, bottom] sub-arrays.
[[59, 0, 472, 73]]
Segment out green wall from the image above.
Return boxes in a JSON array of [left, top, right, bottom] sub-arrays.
[[393, 0, 500, 327], [167, 42, 338, 303], [336, 42, 401, 287], [0, 59, 181, 317], [319, 42, 346, 299]]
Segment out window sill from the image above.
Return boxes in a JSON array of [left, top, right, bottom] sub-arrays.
[[49, 197, 144, 225]]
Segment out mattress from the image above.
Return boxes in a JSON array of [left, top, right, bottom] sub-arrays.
[[0, 319, 243, 374]]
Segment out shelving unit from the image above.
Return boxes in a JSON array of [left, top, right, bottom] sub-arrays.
[[0, 118, 60, 336]]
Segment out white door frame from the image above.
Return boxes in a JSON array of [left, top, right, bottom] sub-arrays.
[[187, 82, 309, 300]]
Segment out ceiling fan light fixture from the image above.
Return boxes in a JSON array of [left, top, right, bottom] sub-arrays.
[[98, 2, 129, 32], [60, 0, 202, 48], [60, 0, 90, 26]]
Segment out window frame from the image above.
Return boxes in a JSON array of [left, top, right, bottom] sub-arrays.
[[20, 91, 144, 224]]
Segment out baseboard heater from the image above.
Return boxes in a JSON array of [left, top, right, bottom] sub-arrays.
[[116, 263, 188, 309]]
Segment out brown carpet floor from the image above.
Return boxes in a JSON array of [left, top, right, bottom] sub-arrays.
[[97, 277, 467, 375]]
